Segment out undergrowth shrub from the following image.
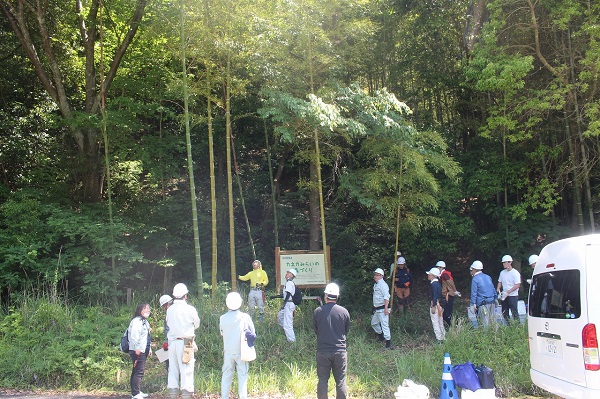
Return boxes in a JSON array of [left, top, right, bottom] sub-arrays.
[[0, 291, 551, 398]]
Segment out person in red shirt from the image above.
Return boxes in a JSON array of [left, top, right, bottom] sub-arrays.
[[436, 260, 460, 328]]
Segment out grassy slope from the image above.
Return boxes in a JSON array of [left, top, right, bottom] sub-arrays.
[[0, 286, 552, 398]]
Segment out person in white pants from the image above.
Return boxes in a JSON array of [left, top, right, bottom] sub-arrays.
[[426, 267, 446, 343], [166, 283, 200, 399], [277, 269, 297, 342], [220, 292, 255, 399], [371, 268, 392, 349]]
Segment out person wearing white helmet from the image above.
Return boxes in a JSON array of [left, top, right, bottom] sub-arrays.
[[159, 294, 173, 371], [238, 260, 269, 321], [436, 260, 459, 328], [426, 267, 445, 343], [392, 256, 412, 314], [497, 255, 521, 323], [166, 283, 200, 399], [220, 292, 255, 399], [276, 269, 298, 342], [371, 268, 392, 349], [526, 254, 539, 284], [469, 261, 497, 328], [313, 283, 350, 399]]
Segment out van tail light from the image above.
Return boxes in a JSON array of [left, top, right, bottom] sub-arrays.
[[582, 323, 600, 371]]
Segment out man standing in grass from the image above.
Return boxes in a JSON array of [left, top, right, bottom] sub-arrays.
[[426, 267, 445, 343], [469, 261, 497, 328], [238, 259, 269, 322], [393, 256, 412, 313], [497, 254, 521, 323], [277, 268, 298, 342], [220, 292, 255, 399], [436, 260, 459, 327], [313, 283, 350, 399], [371, 268, 392, 349], [167, 283, 200, 399]]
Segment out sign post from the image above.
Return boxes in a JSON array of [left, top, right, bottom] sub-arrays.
[[275, 247, 331, 294]]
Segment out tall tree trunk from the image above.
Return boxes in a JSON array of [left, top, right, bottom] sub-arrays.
[[225, 55, 237, 290], [309, 157, 321, 251], [180, 0, 203, 298], [1, 0, 148, 202], [207, 75, 218, 301]]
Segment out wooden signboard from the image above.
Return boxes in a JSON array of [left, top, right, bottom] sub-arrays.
[[275, 246, 331, 293]]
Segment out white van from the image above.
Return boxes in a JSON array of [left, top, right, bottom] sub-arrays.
[[528, 234, 600, 399]]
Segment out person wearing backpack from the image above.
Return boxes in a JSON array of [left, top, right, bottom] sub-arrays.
[[277, 268, 298, 342], [128, 303, 152, 399]]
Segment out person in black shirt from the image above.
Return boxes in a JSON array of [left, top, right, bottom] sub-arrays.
[[313, 283, 350, 399]]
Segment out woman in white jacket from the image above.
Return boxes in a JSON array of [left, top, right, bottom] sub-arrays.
[[128, 303, 152, 399]]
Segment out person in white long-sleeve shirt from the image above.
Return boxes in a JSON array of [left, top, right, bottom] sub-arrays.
[[371, 268, 392, 349], [166, 283, 200, 399], [128, 303, 152, 399], [220, 292, 255, 399], [276, 269, 297, 342]]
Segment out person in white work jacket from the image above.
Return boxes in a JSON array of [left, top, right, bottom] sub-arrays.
[[371, 268, 392, 349], [166, 283, 200, 399], [220, 292, 256, 399], [277, 268, 297, 342]]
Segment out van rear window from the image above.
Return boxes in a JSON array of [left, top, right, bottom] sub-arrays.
[[528, 270, 580, 319]]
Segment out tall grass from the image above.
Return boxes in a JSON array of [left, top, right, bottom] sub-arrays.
[[0, 291, 553, 398]]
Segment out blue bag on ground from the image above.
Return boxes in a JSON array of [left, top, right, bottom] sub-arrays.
[[451, 362, 482, 391], [475, 364, 495, 389]]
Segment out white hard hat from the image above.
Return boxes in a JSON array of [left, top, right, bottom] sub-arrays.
[[396, 251, 402, 256], [159, 294, 172, 307], [374, 268, 385, 276], [287, 268, 297, 277], [436, 260, 446, 268], [172, 283, 189, 298], [426, 267, 441, 277], [470, 260, 483, 270], [324, 283, 340, 298], [225, 292, 243, 310], [528, 254, 539, 265], [397, 257, 406, 265], [502, 255, 513, 263]]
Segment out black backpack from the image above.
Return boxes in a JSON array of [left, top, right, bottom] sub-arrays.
[[291, 285, 303, 305], [119, 328, 129, 352]]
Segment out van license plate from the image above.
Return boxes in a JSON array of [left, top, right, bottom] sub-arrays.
[[544, 338, 562, 358]]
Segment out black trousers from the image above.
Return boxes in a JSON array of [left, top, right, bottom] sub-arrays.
[[316, 351, 348, 399], [442, 295, 455, 327], [501, 296, 520, 323], [129, 350, 148, 396]]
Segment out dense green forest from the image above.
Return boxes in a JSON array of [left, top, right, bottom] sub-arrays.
[[1, 0, 599, 306]]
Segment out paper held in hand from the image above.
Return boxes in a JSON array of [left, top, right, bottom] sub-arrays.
[[155, 348, 169, 363]]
